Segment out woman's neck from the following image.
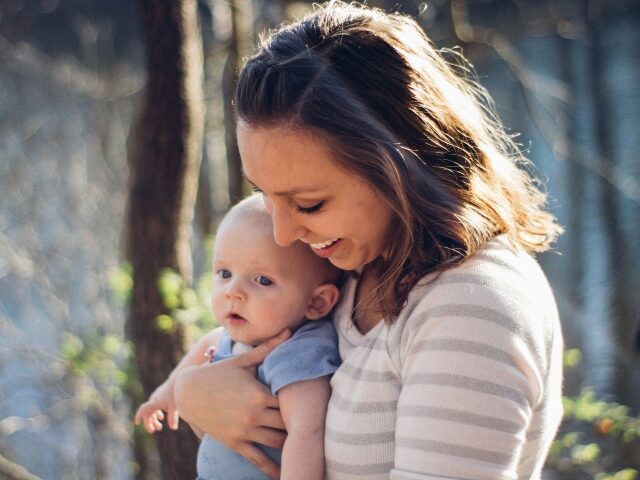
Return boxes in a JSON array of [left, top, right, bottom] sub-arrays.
[[353, 268, 383, 334]]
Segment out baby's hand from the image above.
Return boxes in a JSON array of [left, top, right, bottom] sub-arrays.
[[134, 380, 179, 434]]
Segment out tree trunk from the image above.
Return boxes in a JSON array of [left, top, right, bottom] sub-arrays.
[[223, 0, 252, 204], [127, 1, 204, 478]]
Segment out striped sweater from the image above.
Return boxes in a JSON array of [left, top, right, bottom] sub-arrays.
[[324, 237, 563, 479]]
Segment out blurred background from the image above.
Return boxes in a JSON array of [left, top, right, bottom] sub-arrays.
[[0, 0, 638, 479]]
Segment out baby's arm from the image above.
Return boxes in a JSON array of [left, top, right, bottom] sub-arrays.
[[135, 326, 224, 434], [278, 376, 331, 480]]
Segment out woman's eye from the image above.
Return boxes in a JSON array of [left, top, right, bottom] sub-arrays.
[[256, 276, 273, 286], [217, 269, 232, 279], [296, 201, 324, 214]]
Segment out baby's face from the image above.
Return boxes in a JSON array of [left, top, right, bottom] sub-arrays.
[[211, 213, 329, 345]]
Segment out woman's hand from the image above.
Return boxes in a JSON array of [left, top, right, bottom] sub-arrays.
[[174, 329, 291, 480]]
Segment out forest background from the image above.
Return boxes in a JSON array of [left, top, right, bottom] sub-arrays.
[[0, 0, 639, 479]]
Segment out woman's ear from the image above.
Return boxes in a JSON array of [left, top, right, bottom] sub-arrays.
[[305, 284, 340, 320]]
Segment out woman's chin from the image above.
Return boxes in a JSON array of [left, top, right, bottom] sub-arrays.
[[328, 256, 363, 271]]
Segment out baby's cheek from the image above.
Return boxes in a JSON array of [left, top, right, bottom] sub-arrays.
[[259, 290, 291, 320], [210, 290, 225, 318]]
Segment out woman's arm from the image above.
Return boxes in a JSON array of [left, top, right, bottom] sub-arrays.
[[390, 303, 548, 479], [278, 377, 331, 480], [174, 329, 291, 480]]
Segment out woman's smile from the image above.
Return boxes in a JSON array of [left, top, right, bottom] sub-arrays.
[[238, 122, 395, 271], [308, 238, 340, 250], [309, 238, 343, 258]]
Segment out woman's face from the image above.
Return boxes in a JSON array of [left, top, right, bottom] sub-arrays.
[[238, 122, 395, 271]]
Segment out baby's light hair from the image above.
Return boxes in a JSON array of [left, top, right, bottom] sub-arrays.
[[220, 194, 343, 288]]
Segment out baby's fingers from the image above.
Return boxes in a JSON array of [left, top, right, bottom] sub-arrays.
[[134, 404, 151, 425], [145, 412, 164, 433], [134, 401, 160, 425]]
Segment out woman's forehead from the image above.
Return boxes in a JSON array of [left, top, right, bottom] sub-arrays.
[[238, 124, 350, 192]]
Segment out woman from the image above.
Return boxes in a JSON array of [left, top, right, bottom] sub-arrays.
[[175, 2, 564, 479]]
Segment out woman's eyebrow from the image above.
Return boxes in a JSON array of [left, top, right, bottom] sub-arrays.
[[243, 175, 261, 191], [243, 173, 324, 196]]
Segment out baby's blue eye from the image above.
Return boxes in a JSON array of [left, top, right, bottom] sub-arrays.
[[256, 276, 272, 286], [218, 270, 231, 279]]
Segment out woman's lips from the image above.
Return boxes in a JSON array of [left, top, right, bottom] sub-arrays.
[[310, 238, 342, 258]]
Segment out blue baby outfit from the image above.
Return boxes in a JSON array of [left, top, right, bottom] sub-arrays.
[[196, 318, 340, 480]]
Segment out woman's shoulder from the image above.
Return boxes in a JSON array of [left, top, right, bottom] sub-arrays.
[[409, 236, 554, 312], [391, 236, 560, 354]]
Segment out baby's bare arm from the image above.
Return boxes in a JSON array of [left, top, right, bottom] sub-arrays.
[[278, 377, 331, 480]]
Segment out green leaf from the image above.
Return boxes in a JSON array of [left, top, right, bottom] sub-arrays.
[[158, 269, 184, 305], [563, 348, 582, 369], [60, 332, 84, 360], [155, 314, 175, 333], [109, 263, 133, 305], [570, 443, 600, 465], [181, 288, 198, 308]]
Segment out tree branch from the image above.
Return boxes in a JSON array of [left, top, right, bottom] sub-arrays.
[[0, 34, 143, 100], [0, 454, 41, 480], [450, 0, 640, 204]]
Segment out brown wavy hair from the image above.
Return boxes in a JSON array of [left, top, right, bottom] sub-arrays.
[[235, 1, 562, 321]]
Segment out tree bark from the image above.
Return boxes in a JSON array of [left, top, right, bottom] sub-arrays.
[[223, 0, 252, 204], [127, 1, 204, 478]]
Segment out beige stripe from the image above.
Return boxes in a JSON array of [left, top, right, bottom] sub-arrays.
[[338, 362, 399, 382], [326, 459, 394, 475], [330, 390, 398, 413], [325, 427, 394, 445], [405, 372, 530, 406], [408, 338, 516, 366], [526, 429, 542, 440], [390, 470, 476, 480], [396, 436, 513, 464], [362, 336, 387, 351], [418, 304, 545, 363], [397, 405, 522, 433], [429, 272, 551, 326]]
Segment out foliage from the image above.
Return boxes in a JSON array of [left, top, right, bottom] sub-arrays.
[[59, 330, 138, 403], [155, 234, 218, 344], [59, 263, 141, 405], [65, 259, 640, 480], [57, 255, 219, 476], [62, 240, 218, 390], [545, 349, 640, 479]]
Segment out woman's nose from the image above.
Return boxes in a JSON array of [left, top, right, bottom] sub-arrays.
[[271, 207, 306, 247]]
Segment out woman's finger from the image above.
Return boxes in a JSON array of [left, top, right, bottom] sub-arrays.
[[237, 443, 281, 480], [167, 400, 180, 430], [235, 329, 291, 368], [259, 407, 285, 430], [250, 426, 287, 450]]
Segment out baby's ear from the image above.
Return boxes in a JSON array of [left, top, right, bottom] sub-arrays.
[[306, 284, 340, 320]]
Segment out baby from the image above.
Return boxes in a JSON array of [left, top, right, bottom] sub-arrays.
[[135, 195, 341, 480]]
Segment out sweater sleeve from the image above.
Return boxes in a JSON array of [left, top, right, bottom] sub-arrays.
[[389, 283, 547, 479]]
